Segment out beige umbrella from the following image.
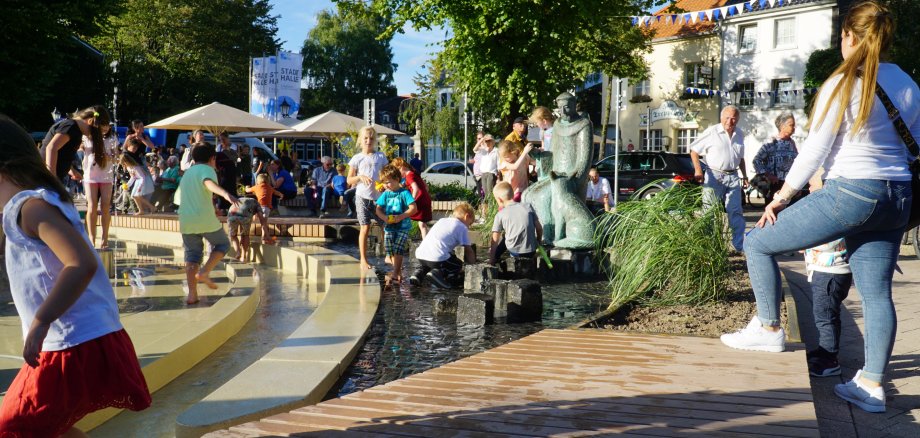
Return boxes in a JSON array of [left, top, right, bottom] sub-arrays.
[[254, 110, 404, 138], [146, 101, 288, 135]]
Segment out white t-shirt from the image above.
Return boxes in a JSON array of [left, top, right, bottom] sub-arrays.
[[586, 177, 613, 203], [415, 217, 471, 262], [689, 123, 745, 172], [348, 151, 389, 201], [479, 148, 499, 174], [3, 189, 122, 351], [784, 63, 918, 189]]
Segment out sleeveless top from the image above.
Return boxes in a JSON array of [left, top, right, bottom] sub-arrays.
[[3, 189, 122, 351]]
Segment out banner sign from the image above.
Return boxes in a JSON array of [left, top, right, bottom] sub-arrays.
[[685, 87, 818, 98], [250, 51, 303, 121], [632, 0, 790, 27]]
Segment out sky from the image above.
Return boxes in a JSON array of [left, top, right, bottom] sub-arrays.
[[268, 0, 444, 95]]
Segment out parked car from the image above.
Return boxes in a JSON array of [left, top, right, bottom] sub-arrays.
[[421, 160, 476, 189], [594, 152, 698, 201]]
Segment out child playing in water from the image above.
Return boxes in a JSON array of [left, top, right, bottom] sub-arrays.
[[391, 157, 433, 239], [227, 196, 271, 261], [497, 140, 534, 202], [245, 172, 284, 219], [375, 165, 418, 286], [120, 143, 156, 215], [347, 126, 389, 269], [0, 114, 151, 436]]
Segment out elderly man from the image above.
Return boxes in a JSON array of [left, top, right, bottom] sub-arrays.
[[585, 167, 613, 215], [307, 156, 337, 217], [689, 105, 749, 252], [505, 116, 528, 145]]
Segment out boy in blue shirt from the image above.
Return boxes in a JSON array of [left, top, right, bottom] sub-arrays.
[[375, 165, 417, 286], [332, 163, 354, 217]]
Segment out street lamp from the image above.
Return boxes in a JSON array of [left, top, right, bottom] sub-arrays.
[[279, 98, 291, 118], [50, 107, 61, 122], [109, 60, 119, 127]]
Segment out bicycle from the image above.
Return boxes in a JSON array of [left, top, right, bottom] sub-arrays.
[[903, 226, 920, 258]]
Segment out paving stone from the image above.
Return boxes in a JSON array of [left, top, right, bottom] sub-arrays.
[[505, 279, 542, 323], [432, 296, 456, 314], [456, 293, 494, 326], [463, 263, 498, 293]]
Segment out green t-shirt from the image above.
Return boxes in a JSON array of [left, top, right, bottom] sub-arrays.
[[177, 164, 221, 234], [161, 166, 181, 190]]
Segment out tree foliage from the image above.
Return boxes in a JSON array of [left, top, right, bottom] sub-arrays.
[[300, 3, 397, 117], [0, 0, 122, 130], [350, 0, 659, 122], [87, 0, 279, 122]]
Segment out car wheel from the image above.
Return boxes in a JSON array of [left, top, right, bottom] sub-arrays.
[[639, 187, 662, 200]]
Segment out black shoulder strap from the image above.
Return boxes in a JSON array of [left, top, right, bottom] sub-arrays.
[[874, 82, 920, 158]]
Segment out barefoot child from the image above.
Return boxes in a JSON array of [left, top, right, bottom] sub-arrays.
[[347, 126, 389, 269], [227, 196, 269, 261], [391, 157, 433, 238], [488, 182, 542, 265], [0, 115, 151, 435], [375, 165, 417, 285], [497, 140, 534, 202], [410, 202, 477, 288], [177, 144, 238, 304]]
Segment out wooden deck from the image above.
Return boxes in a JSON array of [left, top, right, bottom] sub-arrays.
[[207, 329, 819, 437]]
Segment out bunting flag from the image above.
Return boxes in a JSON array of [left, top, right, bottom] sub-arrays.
[[633, 0, 794, 27], [686, 87, 819, 98]]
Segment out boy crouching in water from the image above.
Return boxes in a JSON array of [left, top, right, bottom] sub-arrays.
[[375, 165, 417, 286], [488, 181, 541, 265], [410, 202, 477, 288]]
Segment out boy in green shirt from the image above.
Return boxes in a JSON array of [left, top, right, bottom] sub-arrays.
[[177, 144, 238, 304]]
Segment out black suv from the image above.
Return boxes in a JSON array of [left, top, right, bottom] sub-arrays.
[[594, 152, 697, 201]]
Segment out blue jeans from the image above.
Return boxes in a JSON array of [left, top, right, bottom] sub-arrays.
[[703, 169, 745, 251], [304, 186, 335, 212], [745, 178, 910, 383], [810, 271, 852, 355]]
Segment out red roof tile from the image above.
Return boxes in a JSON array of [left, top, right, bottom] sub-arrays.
[[645, 0, 726, 40]]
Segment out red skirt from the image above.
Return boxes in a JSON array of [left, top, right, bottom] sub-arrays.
[[0, 329, 151, 436]]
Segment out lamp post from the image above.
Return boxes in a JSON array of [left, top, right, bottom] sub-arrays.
[[109, 60, 119, 129]]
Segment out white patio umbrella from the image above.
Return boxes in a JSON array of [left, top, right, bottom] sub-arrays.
[[146, 101, 288, 135], [242, 110, 404, 157]]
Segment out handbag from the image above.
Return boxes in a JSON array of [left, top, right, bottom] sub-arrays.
[[874, 82, 920, 229]]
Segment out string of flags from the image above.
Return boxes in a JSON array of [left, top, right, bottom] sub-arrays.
[[632, 0, 791, 27], [686, 87, 820, 98]]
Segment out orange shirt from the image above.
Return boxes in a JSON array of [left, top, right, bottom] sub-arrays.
[[248, 183, 275, 207]]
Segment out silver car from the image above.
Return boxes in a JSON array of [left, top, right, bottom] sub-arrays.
[[421, 160, 476, 189]]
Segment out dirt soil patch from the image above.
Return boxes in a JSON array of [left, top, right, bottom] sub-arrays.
[[588, 254, 788, 338]]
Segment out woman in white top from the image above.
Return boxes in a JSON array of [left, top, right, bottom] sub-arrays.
[[720, 1, 916, 414], [81, 123, 117, 248]]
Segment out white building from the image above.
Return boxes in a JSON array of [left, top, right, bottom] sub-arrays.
[[720, 0, 843, 168]]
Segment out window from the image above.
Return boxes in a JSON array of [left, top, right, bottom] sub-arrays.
[[632, 79, 650, 97], [738, 81, 755, 108], [772, 79, 794, 106], [684, 62, 708, 88], [677, 129, 698, 154], [639, 129, 664, 151], [774, 18, 795, 48], [739, 25, 757, 53]]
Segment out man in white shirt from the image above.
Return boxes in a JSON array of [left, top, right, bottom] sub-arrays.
[[473, 134, 498, 217], [585, 167, 612, 214], [689, 105, 749, 251]]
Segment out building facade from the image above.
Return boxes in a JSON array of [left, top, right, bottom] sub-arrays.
[[603, 0, 724, 157]]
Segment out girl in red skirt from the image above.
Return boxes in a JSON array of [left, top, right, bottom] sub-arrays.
[[391, 157, 433, 239], [0, 114, 151, 437]]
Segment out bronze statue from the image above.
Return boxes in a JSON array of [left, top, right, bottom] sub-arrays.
[[522, 92, 594, 249]]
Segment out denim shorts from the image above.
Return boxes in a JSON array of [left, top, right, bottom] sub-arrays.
[[182, 228, 231, 264]]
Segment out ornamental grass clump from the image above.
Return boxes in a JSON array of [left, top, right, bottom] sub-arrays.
[[594, 184, 730, 309]]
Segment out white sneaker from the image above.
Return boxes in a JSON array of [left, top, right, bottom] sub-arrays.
[[834, 370, 886, 413], [720, 316, 785, 352]]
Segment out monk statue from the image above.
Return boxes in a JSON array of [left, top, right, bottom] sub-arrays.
[[521, 92, 594, 249]]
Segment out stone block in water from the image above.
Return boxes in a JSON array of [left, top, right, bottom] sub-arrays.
[[506, 279, 542, 322], [464, 263, 497, 292], [432, 296, 457, 314], [503, 256, 537, 279], [457, 293, 494, 326], [483, 279, 510, 318]]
